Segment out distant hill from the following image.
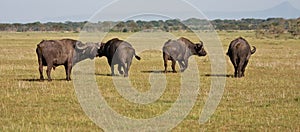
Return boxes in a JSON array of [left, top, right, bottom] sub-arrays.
[[37, 2, 300, 23], [204, 1, 300, 19]]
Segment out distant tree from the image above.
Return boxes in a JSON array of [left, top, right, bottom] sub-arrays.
[[0, 17, 299, 37], [101, 21, 113, 32], [287, 18, 300, 37], [126, 20, 139, 32], [144, 23, 153, 29], [136, 20, 144, 29], [112, 21, 125, 32]]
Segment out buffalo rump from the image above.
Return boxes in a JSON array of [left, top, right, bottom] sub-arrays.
[[98, 38, 141, 77], [226, 37, 256, 77]]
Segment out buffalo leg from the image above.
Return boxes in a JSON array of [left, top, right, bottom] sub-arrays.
[[65, 64, 72, 81], [171, 59, 177, 73], [110, 65, 115, 76], [184, 60, 189, 68], [241, 60, 249, 77], [39, 64, 44, 81], [163, 53, 168, 73], [64, 65, 68, 80], [68, 66, 72, 81], [118, 64, 124, 74], [46, 65, 52, 81], [124, 61, 131, 77], [108, 59, 115, 76], [182, 60, 189, 72], [237, 67, 242, 78], [110, 64, 116, 76], [234, 66, 238, 78], [37, 48, 44, 81], [237, 59, 245, 78], [164, 61, 168, 73], [230, 57, 238, 77], [178, 61, 186, 72]]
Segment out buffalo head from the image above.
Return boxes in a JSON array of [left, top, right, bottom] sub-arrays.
[[97, 42, 106, 57], [75, 42, 100, 59], [194, 41, 207, 56]]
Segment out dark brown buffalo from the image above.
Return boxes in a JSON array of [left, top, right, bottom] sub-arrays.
[[36, 39, 100, 81], [226, 37, 256, 78], [163, 37, 207, 73], [98, 38, 141, 77]]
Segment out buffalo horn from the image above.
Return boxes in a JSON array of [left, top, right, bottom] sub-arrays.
[[75, 41, 88, 50]]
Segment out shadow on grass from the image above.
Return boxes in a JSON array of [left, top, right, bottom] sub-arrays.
[[94, 73, 126, 77], [94, 72, 234, 78], [203, 74, 234, 78], [141, 70, 175, 73], [17, 79, 68, 82]]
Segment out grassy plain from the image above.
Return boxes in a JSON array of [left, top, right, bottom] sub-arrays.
[[0, 31, 299, 131]]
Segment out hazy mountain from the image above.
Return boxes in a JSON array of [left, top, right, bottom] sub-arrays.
[[40, 15, 90, 23], [204, 1, 300, 19], [38, 1, 300, 23]]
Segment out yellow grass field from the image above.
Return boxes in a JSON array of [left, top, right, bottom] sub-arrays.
[[0, 31, 299, 131]]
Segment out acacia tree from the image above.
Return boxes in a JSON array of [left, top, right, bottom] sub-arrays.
[[113, 22, 126, 32], [288, 18, 300, 37], [126, 20, 139, 32]]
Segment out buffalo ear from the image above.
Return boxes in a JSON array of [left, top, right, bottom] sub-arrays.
[[96, 42, 101, 49], [99, 42, 105, 49]]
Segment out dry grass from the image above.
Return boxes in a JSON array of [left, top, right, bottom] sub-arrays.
[[0, 31, 299, 131]]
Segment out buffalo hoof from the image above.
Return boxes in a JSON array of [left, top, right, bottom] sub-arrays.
[[47, 79, 52, 82], [111, 73, 116, 76], [119, 71, 124, 74], [66, 77, 72, 81], [236, 75, 243, 78], [172, 71, 177, 73]]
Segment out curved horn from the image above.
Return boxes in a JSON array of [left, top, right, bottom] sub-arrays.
[[251, 46, 256, 54], [196, 41, 203, 48], [199, 41, 203, 45], [75, 41, 88, 50]]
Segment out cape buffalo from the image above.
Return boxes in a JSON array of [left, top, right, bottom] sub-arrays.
[[163, 37, 207, 73], [98, 38, 141, 77], [226, 37, 256, 78], [36, 39, 100, 81]]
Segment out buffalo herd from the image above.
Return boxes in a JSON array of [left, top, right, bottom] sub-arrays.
[[36, 37, 255, 81]]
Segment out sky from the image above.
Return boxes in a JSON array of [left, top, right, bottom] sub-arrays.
[[0, 0, 299, 23]]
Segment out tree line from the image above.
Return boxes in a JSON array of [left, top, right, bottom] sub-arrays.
[[0, 18, 299, 38]]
